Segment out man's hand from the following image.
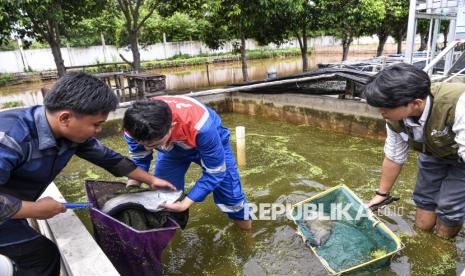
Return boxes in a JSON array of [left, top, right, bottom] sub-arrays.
[[148, 176, 176, 190], [127, 167, 176, 190], [161, 197, 194, 212], [12, 196, 66, 219], [366, 195, 389, 209], [13, 197, 66, 220], [35, 197, 66, 219], [365, 157, 403, 209]]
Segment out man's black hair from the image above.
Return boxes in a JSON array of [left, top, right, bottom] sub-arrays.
[[123, 100, 172, 142], [363, 63, 431, 108], [44, 71, 118, 115]]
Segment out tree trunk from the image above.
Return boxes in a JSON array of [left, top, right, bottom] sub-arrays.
[[49, 39, 66, 77], [46, 11, 65, 77], [342, 36, 353, 61], [396, 31, 403, 54], [443, 30, 448, 49], [301, 28, 309, 71], [376, 33, 388, 57], [240, 30, 248, 82], [418, 32, 427, 51], [129, 33, 140, 72], [295, 32, 307, 72]]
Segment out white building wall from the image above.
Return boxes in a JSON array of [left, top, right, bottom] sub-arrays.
[[0, 35, 422, 73]]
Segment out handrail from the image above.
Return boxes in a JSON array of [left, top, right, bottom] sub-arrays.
[[443, 66, 465, 82], [118, 73, 338, 108], [423, 40, 462, 73], [184, 74, 338, 97]]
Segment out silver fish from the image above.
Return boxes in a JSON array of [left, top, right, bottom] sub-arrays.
[[101, 190, 183, 214], [303, 219, 333, 247]]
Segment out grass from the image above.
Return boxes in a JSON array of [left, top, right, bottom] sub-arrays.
[[82, 47, 313, 73], [0, 73, 15, 87], [1, 100, 23, 109]]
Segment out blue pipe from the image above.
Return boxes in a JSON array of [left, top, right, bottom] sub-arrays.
[[64, 202, 92, 209]]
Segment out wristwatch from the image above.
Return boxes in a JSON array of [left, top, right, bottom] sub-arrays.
[[375, 190, 390, 197]]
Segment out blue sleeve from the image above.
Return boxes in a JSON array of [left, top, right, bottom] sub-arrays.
[[75, 137, 137, 177], [187, 126, 226, 202], [0, 144, 20, 185], [123, 132, 153, 172], [0, 141, 23, 223]]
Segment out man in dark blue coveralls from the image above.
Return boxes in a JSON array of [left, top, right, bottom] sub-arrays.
[[0, 72, 175, 275]]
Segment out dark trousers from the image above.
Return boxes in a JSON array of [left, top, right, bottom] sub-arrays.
[[413, 153, 465, 227], [0, 236, 60, 276]]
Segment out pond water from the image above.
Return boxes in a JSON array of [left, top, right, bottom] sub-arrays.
[[0, 53, 374, 106], [54, 113, 465, 276]]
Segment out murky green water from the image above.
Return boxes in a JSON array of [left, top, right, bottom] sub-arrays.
[[55, 113, 465, 275]]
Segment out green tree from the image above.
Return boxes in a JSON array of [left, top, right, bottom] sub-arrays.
[[323, 0, 385, 61], [416, 19, 449, 53], [0, 2, 18, 47], [259, 0, 323, 71], [138, 13, 164, 45], [138, 12, 203, 44], [0, 39, 17, 51], [0, 0, 105, 77], [66, 7, 121, 47], [112, 0, 206, 55], [161, 12, 202, 42], [199, 0, 263, 81], [392, 24, 408, 54], [375, 0, 408, 56], [417, 19, 429, 52], [440, 20, 450, 49], [115, 0, 160, 72], [388, 1, 409, 54]]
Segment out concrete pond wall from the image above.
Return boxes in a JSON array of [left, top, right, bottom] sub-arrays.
[[155, 92, 385, 141], [110, 92, 387, 141], [227, 93, 386, 140]]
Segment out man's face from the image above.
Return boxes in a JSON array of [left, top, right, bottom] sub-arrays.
[[378, 98, 426, 121], [378, 105, 411, 121], [61, 111, 108, 143], [141, 128, 172, 150]]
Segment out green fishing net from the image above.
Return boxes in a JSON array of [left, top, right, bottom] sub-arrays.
[[292, 186, 401, 274]]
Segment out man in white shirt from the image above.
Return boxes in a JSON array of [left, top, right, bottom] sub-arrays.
[[365, 63, 465, 239]]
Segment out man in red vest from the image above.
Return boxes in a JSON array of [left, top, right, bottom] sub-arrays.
[[124, 96, 252, 230]]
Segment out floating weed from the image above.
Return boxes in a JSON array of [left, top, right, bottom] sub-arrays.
[[240, 166, 267, 177], [371, 249, 388, 259], [309, 166, 323, 177], [85, 169, 100, 179], [424, 252, 456, 275]]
